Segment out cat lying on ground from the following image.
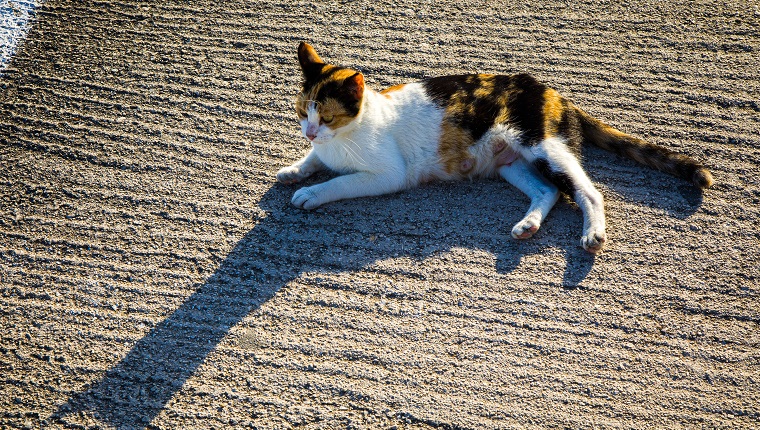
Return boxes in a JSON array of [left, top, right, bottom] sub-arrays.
[[277, 42, 713, 253]]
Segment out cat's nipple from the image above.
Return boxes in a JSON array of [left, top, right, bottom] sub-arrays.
[[493, 140, 506, 154], [459, 158, 475, 174]]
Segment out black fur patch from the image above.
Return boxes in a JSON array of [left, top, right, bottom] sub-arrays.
[[557, 99, 583, 154], [302, 65, 341, 92], [422, 73, 549, 144], [506, 73, 548, 145], [534, 158, 575, 195], [316, 78, 361, 117]]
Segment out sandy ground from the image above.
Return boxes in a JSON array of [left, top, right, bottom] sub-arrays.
[[1, 1, 759, 429]]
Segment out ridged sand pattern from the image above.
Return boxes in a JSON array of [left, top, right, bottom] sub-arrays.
[[1, 1, 759, 429]]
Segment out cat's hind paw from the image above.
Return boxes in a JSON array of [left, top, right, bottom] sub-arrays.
[[277, 165, 309, 185], [292, 186, 323, 210], [511, 218, 540, 240], [581, 229, 607, 254]]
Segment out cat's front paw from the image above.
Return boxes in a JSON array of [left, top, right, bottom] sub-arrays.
[[581, 229, 607, 254], [277, 165, 308, 184], [291, 186, 323, 210]]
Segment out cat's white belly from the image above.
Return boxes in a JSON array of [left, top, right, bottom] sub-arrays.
[[399, 122, 523, 183], [466, 124, 523, 178]]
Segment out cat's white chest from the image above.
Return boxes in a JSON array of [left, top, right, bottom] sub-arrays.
[[308, 85, 447, 186], [312, 138, 367, 174]]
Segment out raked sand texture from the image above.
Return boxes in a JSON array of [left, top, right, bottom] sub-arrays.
[[1, 1, 759, 429]]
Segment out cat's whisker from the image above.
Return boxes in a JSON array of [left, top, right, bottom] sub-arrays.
[[341, 137, 368, 166]]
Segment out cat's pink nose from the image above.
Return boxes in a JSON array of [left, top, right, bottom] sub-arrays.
[[306, 132, 317, 141]]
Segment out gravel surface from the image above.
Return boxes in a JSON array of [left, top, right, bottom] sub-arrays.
[[1, 1, 758, 429]]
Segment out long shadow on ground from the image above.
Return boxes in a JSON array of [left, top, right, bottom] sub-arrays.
[[50, 179, 601, 428], [48, 152, 708, 428]]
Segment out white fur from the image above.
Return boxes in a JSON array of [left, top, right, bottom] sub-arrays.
[[301, 101, 337, 143], [470, 124, 522, 178], [498, 160, 559, 239]]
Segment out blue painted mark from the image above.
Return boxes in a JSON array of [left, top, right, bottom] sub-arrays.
[[1, 0, 44, 72]]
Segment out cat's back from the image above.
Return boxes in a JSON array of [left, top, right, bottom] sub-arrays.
[[378, 81, 439, 113], [381, 73, 551, 144], [422, 73, 549, 142]]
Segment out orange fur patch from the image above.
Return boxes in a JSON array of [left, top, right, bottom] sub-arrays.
[[331, 68, 360, 82], [380, 84, 406, 96], [472, 74, 496, 98], [320, 97, 355, 129], [438, 120, 475, 175], [494, 105, 511, 124], [542, 88, 564, 138]]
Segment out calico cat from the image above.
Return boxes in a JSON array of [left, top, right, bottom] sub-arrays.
[[277, 42, 713, 253]]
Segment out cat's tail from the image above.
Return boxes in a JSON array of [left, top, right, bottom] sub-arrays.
[[573, 104, 714, 188]]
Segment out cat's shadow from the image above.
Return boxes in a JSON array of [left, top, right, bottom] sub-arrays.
[[581, 145, 705, 219], [49, 178, 603, 428]]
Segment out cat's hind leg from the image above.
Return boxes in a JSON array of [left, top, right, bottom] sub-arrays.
[[525, 137, 607, 253], [498, 159, 560, 240], [276, 148, 326, 184]]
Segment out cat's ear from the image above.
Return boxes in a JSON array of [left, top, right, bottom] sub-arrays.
[[298, 42, 324, 72], [343, 72, 365, 100]]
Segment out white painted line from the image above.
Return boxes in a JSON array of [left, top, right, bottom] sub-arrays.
[[0, 0, 44, 73]]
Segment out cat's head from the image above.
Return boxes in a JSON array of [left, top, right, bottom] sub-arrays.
[[295, 42, 365, 144]]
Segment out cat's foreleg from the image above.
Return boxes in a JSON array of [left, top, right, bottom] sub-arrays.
[[498, 159, 559, 240], [526, 138, 607, 253], [276, 148, 326, 184], [291, 171, 405, 210]]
